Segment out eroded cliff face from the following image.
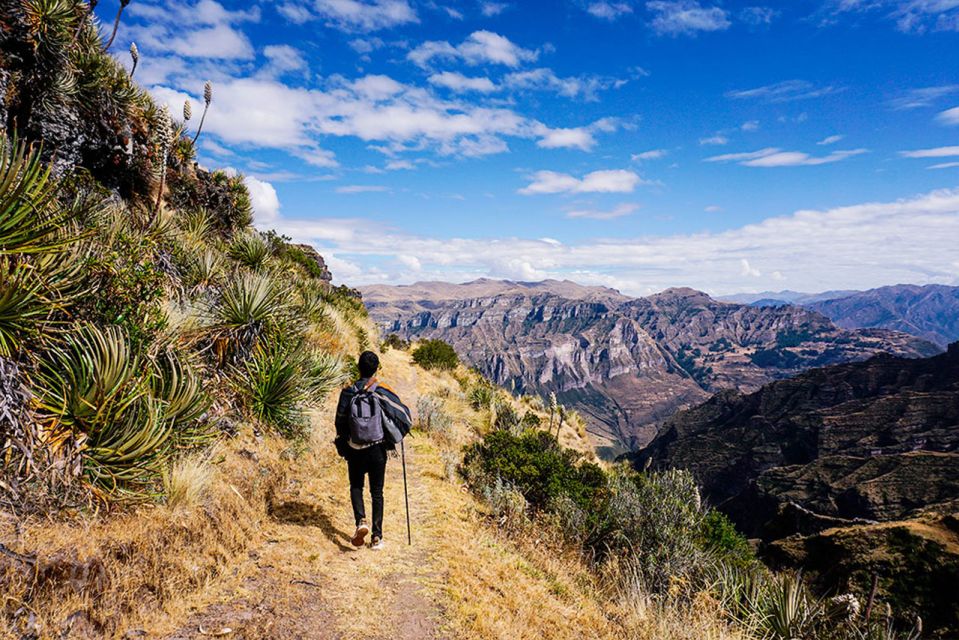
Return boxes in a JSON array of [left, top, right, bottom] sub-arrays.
[[364, 281, 939, 452], [637, 344, 959, 635]]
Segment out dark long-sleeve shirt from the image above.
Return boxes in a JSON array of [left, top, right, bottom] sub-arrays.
[[335, 377, 412, 447]]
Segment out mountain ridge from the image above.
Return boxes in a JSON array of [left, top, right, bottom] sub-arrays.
[[363, 280, 940, 452]]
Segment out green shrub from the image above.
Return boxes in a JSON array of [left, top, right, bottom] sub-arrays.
[[700, 509, 756, 569], [462, 429, 606, 516], [412, 339, 459, 371], [382, 333, 410, 351]]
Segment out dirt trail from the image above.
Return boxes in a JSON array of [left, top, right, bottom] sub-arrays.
[[161, 360, 451, 640]]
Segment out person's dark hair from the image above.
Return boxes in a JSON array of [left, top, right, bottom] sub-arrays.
[[358, 351, 380, 378]]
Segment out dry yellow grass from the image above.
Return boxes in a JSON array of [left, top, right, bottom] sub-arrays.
[[1, 340, 742, 640]]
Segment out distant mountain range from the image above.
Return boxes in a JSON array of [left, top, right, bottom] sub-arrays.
[[363, 280, 940, 454], [722, 284, 959, 348], [637, 343, 959, 635]]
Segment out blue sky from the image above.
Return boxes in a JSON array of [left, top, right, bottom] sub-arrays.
[[102, 0, 959, 295]]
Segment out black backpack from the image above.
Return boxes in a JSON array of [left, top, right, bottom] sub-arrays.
[[348, 382, 385, 444]]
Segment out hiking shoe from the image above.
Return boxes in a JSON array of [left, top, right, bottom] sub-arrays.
[[352, 522, 370, 547], [370, 536, 384, 550]]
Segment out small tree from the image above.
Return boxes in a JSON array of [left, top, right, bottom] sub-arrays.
[[411, 339, 459, 371]]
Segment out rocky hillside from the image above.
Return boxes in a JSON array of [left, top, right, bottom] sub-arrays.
[[637, 343, 959, 634], [364, 281, 940, 453], [806, 284, 959, 348]]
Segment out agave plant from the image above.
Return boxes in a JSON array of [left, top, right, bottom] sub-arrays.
[[188, 248, 224, 293], [304, 350, 346, 398], [152, 349, 212, 446], [228, 231, 271, 271], [236, 342, 309, 437], [34, 325, 172, 492], [0, 136, 71, 255], [209, 272, 288, 363]]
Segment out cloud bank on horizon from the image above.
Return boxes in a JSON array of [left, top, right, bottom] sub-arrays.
[[106, 0, 959, 294]]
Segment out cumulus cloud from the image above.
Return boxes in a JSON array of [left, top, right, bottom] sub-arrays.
[[706, 147, 868, 167], [263, 187, 959, 294], [428, 71, 498, 92], [283, 0, 418, 31], [244, 176, 280, 223], [566, 203, 640, 219], [739, 6, 778, 25], [127, 0, 260, 59], [480, 2, 509, 16], [503, 68, 627, 101], [519, 170, 645, 194], [408, 30, 538, 68], [646, 1, 731, 35], [726, 80, 840, 103], [587, 2, 634, 19], [262, 44, 307, 75]]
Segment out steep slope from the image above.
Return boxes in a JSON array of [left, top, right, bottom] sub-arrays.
[[366, 282, 939, 452], [636, 343, 959, 634], [807, 284, 959, 348]]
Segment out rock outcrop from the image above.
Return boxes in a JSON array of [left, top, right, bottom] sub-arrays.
[[363, 280, 940, 453]]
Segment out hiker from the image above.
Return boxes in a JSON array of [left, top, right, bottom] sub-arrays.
[[334, 351, 412, 549]]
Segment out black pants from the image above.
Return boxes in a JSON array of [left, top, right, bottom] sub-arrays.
[[347, 444, 387, 539]]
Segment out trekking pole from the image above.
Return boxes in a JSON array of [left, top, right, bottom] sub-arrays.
[[401, 439, 412, 545]]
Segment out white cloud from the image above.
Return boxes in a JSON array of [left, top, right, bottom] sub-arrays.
[[704, 205, 722, 212], [336, 185, 390, 193], [503, 68, 627, 101], [928, 161, 959, 169], [408, 30, 538, 68], [646, 1, 731, 35], [817, 134, 844, 145], [823, 0, 959, 33], [899, 145, 959, 158], [262, 44, 307, 75], [632, 149, 667, 161], [244, 176, 280, 223], [587, 2, 634, 19], [937, 106, 959, 125], [519, 169, 645, 195], [386, 159, 416, 170], [295, 0, 418, 31], [428, 71, 498, 92], [889, 85, 959, 109], [127, 0, 260, 60], [740, 258, 761, 277], [480, 2, 509, 16], [727, 80, 839, 102], [268, 187, 959, 294], [699, 135, 729, 145], [739, 6, 778, 25], [706, 147, 867, 167], [741, 120, 760, 131], [566, 203, 639, 219]]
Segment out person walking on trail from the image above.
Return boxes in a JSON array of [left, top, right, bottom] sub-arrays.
[[334, 351, 412, 550]]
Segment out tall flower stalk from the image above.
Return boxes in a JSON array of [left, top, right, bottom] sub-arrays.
[[191, 81, 212, 144], [153, 106, 173, 220], [129, 42, 139, 77], [105, 0, 132, 50]]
